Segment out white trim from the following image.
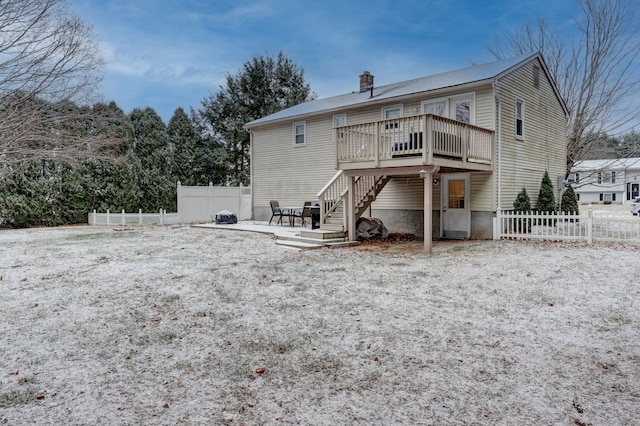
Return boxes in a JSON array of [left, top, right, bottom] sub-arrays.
[[293, 121, 306, 147], [515, 97, 525, 140], [333, 114, 347, 128], [449, 92, 475, 124], [382, 104, 403, 120], [421, 97, 449, 117]]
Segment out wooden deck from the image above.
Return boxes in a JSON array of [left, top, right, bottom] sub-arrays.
[[336, 113, 493, 172]]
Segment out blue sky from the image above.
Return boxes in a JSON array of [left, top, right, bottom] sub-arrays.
[[69, 0, 580, 123]]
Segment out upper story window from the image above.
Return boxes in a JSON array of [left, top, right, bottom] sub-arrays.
[[455, 100, 471, 123], [382, 105, 402, 130], [422, 98, 449, 117], [598, 170, 616, 184], [515, 98, 525, 139], [333, 114, 346, 128], [293, 121, 306, 147]]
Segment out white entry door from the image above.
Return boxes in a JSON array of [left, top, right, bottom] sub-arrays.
[[441, 173, 470, 239]]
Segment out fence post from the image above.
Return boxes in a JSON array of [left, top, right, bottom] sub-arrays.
[[587, 204, 593, 244], [121, 209, 125, 226], [493, 208, 501, 240], [160, 209, 164, 225], [138, 209, 142, 225], [91, 209, 96, 226], [106, 209, 110, 226], [177, 181, 182, 224]]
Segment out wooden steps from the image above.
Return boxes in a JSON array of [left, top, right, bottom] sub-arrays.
[[275, 228, 357, 250]]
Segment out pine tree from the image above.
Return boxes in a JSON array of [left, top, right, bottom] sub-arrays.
[[513, 187, 531, 232], [537, 171, 556, 213], [196, 51, 315, 185], [168, 108, 198, 186], [129, 107, 176, 212], [561, 185, 580, 215], [513, 187, 531, 212]]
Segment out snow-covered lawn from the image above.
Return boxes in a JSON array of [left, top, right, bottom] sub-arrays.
[[1, 225, 639, 425]]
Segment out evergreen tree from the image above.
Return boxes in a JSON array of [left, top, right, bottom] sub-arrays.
[[537, 171, 556, 213], [561, 185, 580, 215], [196, 51, 315, 185], [129, 107, 176, 212], [513, 187, 531, 212], [512, 187, 532, 233], [168, 108, 198, 186]]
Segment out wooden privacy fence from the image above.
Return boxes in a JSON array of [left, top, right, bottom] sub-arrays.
[[493, 206, 640, 244]]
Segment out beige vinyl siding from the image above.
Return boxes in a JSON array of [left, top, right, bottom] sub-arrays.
[[371, 177, 442, 211], [475, 87, 495, 130], [469, 172, 493, 211], [252, 116, 336, 208], [496, 58, 567, 209]]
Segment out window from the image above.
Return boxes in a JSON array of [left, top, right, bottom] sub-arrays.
[[600, 193, 616, 202], [382, 105, 402, 130], [598, 170, 615, 184], [333, 114, 346, 128], [515, 98, 524, 139], [449, 93, 475, 124], [293, 121, 306, 146], [422, 98, 449, 117], [533, 66, 540, 89], [455, 100, 471, 123]]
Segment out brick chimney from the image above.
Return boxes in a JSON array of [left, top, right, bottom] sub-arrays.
[[359, 71, 374, 92]]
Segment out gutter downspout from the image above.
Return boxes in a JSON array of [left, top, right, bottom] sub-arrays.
[[493, 79, 502, 210]]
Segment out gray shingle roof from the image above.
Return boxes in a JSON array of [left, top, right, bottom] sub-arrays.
[[246, 52, 539, 128]]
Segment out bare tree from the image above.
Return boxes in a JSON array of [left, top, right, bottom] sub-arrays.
[[0, 0, 115, 176], [487, 0, 640, 174]]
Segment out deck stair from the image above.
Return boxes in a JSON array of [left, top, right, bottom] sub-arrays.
[[275, 228, 359, 249], [317, 173, 391, 234]]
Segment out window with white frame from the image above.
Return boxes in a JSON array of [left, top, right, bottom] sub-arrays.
[[333, 114, 346, 128], [422, 98, 449, 117], [515, 98, 524, 139], [598, 170, 616, 184], [382, 105, 402, 130], [293, 121, 306, 147]]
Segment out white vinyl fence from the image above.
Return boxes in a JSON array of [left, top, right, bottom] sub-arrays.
[[88, 183, 251, 226], [493, 205, 640, 243]]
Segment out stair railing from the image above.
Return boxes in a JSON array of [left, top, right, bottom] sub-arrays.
[[317, 171, 390, 231]]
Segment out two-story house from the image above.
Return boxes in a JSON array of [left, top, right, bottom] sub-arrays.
[[569, 158, 640, 204], [245, 52, 568, 251]]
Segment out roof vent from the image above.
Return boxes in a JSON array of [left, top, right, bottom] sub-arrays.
[[359, 71, 374, 93]]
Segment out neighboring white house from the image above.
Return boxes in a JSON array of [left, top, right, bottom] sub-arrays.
[[569, 158, 640, 204]]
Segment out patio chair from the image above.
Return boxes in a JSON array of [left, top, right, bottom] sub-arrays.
[[291, 201, 312, 227], [269, 200, 289, 226]]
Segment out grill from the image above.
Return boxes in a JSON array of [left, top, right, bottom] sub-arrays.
[[215, 210, 237, 224]]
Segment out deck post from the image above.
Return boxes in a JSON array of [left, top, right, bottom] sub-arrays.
[[421, 168, 434, 253], [347, 175, 356, 242]]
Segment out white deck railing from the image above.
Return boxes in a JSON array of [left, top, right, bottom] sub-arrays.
[[336, 114, 493, 165], [494, 206, 640, 244]]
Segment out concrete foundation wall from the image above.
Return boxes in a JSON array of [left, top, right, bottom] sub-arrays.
[[254, 206, 495, 240], [371, 209, 494, 240]]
